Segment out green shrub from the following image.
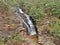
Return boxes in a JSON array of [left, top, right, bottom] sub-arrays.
[[0, 0, 60, 24], [0, 0, 60, 41], [50, 19, 60, 38], [17, 0, 60, 24], [0, 1, 9, 12]]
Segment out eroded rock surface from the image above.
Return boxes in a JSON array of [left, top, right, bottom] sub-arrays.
[[38, 15, 56, 45]]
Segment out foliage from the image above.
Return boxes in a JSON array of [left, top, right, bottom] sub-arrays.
[[7, 33, 22, 43], [0, 0, 60, 39], [50, 19, 60, 38], [0, 0, 60, 24], [0, 1, 9, 12], [17, 0, 60, 24]]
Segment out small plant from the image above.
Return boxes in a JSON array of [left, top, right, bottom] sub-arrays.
[[50, 19, 60, 38]]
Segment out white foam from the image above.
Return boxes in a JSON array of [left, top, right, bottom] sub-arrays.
[[19, 9, 24, 13]]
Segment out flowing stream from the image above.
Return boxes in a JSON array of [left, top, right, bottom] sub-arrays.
[[15, 7, 37, 35]]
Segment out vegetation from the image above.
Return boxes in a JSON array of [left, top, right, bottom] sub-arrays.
[[0, 0, 60, 44], [0, 0, 60, 23], [50, 19, 60, 38]]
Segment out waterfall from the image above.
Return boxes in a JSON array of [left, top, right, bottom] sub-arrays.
[[15, 7, 37, 35]]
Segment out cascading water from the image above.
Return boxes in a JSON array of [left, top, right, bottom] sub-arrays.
[[15, 7, 37, 35]]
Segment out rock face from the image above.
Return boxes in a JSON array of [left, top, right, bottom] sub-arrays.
[[38, 35, 56, 45], [0, 15, 23, 38], [0, 14, 56, 45], [38, 15, 56, 45], [0, 13, 39, 45], [0, 11, 59, 45]]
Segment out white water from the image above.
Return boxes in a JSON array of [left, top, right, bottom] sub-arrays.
[[15, 7, 37, 35]]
